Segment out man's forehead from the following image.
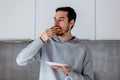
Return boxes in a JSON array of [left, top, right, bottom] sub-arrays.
[[55, 12, 68, 18], [55, 11, 68, 16]]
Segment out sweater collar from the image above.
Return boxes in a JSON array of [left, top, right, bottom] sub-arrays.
[[52, 36, 80, 44]]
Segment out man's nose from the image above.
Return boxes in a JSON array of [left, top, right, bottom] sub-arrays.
[[54, 20, 59, 25]]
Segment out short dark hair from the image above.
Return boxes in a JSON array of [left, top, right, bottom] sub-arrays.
[[56, 7, 76, 22]]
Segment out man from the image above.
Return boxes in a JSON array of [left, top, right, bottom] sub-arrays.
[[16, 7, 94, 80]]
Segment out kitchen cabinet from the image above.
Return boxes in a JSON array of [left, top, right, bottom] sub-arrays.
[[36, 0, 95, 40], [1, 0, 120, 41], [0, 0, 35, 41], [96, 0, 120, 40]]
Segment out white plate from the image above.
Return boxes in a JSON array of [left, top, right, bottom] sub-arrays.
[[45, 61, 68, 66]]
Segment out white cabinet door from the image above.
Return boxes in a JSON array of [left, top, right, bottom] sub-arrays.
[[96, 0, 120, 40], [36, 0, 95, 40], [0, 0, 35, 41]]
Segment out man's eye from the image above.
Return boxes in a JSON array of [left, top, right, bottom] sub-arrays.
[[59, 19, 64, 21], [54, 18, 64, 22]]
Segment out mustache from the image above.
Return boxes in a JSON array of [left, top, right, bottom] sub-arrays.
[[53, 25, 61, 29]]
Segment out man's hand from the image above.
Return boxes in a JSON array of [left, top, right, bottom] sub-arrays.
[[40, 27, 62, 42], [40, 27, 56, 42], [50, 65, 71, 75]]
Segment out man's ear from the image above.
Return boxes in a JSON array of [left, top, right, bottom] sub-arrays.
[[69, 19, 75, 29]]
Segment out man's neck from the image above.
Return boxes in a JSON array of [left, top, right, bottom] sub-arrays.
[[58, 32, 73, 42]]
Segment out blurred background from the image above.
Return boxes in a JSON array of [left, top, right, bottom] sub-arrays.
[[0, 0, 120, 80]]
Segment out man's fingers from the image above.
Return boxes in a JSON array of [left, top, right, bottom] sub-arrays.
[[51, 65, 61, 69], [51, 65, 71, 75], [46, 28, 56, 37]]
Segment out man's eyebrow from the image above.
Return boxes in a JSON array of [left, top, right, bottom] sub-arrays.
[[59, 17, 65, 18], [54, 17, 65, 19]]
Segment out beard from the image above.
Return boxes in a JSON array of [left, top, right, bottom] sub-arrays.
[[56, 26, 69, 36]]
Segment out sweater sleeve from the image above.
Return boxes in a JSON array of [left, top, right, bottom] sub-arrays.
[[65, 48, 94, 80], [16, 38, 44, 66]]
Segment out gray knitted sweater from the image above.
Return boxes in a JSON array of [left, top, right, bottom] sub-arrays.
[[16, 36, 94, 80]]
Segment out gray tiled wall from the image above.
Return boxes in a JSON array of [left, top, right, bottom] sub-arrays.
[[0, 41, 120, 80]]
